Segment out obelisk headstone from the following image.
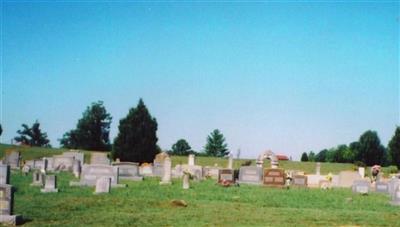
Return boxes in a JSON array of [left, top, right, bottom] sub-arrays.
[[227, 154, 233, 169], [160, 157, 172, 185], [188, 154, 195, 166], [182, 173, 190, 189]]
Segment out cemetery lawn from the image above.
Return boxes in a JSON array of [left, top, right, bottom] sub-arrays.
[[10, 171, 400, 227]]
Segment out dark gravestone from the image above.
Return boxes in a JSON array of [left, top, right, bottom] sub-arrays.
[[292, 175, 308, 187], [0, 164, 10, 185], [263, 168, 285, 187], [218, 168, 234, 183], [0, 184, 22, 225], [31, 171, 44, 187], [237, 166, 263, 185]]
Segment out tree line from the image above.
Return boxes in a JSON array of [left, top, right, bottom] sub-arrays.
[[4, 99, 230, 163], [301, 128, 400, 168]]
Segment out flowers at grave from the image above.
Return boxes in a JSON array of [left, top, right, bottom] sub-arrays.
[[326, 173, 333, 182]]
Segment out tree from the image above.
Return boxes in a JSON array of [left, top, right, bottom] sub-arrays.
[[0, 124, 2, 136], [170, 139, 193, 155], [204, 129, 229, 157], [308, 151, 316, 162], [112, 99, 158, 163], [301, 152, 308, 162], [388, 126, 400, 168], [60, 101, 112, 151], [358, 130, 385, 166], [14, 121, 51, 147], [315, 149, 328, 162]]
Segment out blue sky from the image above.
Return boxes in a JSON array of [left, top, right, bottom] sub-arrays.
[[1, 2, 398, 160]]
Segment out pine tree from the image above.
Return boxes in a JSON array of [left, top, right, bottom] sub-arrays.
[[301, 152, 309, 162], [204, 129, 229, 157], [171, 139, 192, 155], [358, 130, 385, 166], [60, 101, 112, 151], [389, 126, 400, 168], [112, 99, 158, 163]]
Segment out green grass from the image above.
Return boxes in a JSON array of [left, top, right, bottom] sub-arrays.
[[8, 171, 400, 227]]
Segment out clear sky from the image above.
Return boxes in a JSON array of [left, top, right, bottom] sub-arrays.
[[1, 2, 399, 160]]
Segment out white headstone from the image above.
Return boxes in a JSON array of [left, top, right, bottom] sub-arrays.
[[95, 177, 111, 194], [182, 174, 190, 189], [160, 157, 172, 185], [41, 175, 58, 193], [358, 167, 365, 178], [188, 154, 195, 166], [227, 154, 233, 169], [316, 162, 321, 175]]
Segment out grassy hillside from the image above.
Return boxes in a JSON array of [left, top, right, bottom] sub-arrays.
[[8, 171, 400, 227], [0, 144, 391, 176]]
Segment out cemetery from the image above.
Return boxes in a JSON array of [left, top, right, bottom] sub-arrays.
[[0, 144, 399, 226]]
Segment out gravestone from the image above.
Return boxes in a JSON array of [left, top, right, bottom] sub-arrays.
[[70, 164, 124, 187], [72, 159, 81, 178], [0, 184, 22, 225], [160, 157, 172, 185], [388, 178, 400, 196], [181, 164, 203, 181], [22, 165, 30, 175], [203, 166, 221, 180], [352, 180, 370, 194], [390, 185, 400, 206], [315, 162, 321, 175], [53, 156, 74, 171], [0, 164, 10, 185], [182, 174, 190, 189], [263, 168, 285, 187], [218, 168, 234, 183], [227, 154, 233, 169], [237, 166, 263, 185], [90, 153, 110, 165], [375, 181, 389, 193], [338, 171, 362, 188], [292, 175, 308, 187], [43, 157, 55, 171], [172, 164, 183, 178], [3, 151, 20, 169], [31, 171, 44, 187], [63, 151, 84, 165], [139, 164, 153, 176], [306, 174, 325, 188], [319, 179, 332, 189], [112, 162, 143, 181], [154, 152, 169, 164], [153, 162, 164, 177], [188, 154, 195, 166], [95, 177, 111, 194], [358, 167, 365, 178], [41, 175, 58, 193]]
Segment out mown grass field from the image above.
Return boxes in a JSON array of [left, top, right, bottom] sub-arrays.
[[1, 144, 400, 226], [8, 171, 400, 227]]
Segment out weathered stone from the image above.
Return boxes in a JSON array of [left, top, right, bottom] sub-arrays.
[[237, 166, 263, 185], [94, 177, 111, 194], [90, 153, 110, 165], [72, 159, 81, 178], [41, 175, 58, 193], [63, 151, 84, 165], [53, 156, 74, 171], [3, 151, 20, 169], [160, 157, 172, 185], [218, 168, 234, 183], [0, 184, 23, 225], [0, 164, 10, 185], [70, 164, 125, 187], [227, 154, 233, 169], [306, 174, 325, 188], [375, 181, 389, 193], [263, 168, 285, 187], [338, 171, 362, 188], [352, 180, 370, 194], [188, 154, 195, 166], [182, 174, 190, 189], [292, 175, 308, 187], [203, 166, 221, 180], [31, 171, 44, 187], [112, 162, 143, 181], [139, 164, 153, 176]]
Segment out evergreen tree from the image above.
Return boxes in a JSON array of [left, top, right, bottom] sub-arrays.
[[300, 152, 309, 162], [171, 139, 193, 155], [204, 129, 229, 157], [60, 101, 112, 151], [315, 149, 328, 162], [388, 126, 400, 168], [112, 99, 158, 163], [308, 151, 316, 162], [0, 124, 2, 136], [358, 130, 385, 166], [14, 121, 51, 147]]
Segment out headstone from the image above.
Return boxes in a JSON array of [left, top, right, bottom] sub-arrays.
[[41, 175, 58, 193], [70, 164, 124, 187], [172, 164, 183, 178], [316, 162, 321, 175], [227, 154, 233, 169], [319, 179, 331, 189], [43, 157, 55, 171], [375, 181, 389, 193], [41, 158, 48, 173], [181, 164, 203, 181], [0, 184, 22, 225], [352, 180, 370, 194], [188, 154, 195, 166], [203, 166, 221, 180], [292, 175, 308, 187], [90, 152, 110, 165], [31, 170, 44, 187], [63, 151, 84, 165], [390, 185, 400, 206], [154, 152, 169, 164], [358, 167, 365, 178], [3, 151, 20, 169], [182, 174, 190, 189], [218, 168, 234, 183], [22, 165, 30, 175], [153, 161, 164, 177], [72, 159, 81, 178], [0, 164, 10, 185], [306, 174, 325, 188], [112, 162, 143, 181], [53, 156, 74, 171], [139, 164, 153, 176], [338, 171, 362, 188], [94, 177, 111, 194], [160, 157, 172, 185], [263, 168, 285, 187], [237, 166, 263, 185], [388, 178, 400, 196]]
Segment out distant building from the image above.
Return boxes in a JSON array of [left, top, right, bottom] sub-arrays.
[[276, 154, 289, 161]]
